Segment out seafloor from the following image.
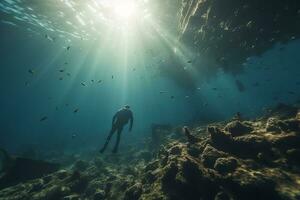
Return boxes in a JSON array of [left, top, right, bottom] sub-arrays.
[[0, 103, 300, 200]]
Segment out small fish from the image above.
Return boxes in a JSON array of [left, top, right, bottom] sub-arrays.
[[28, 69, 35, 74], [67, 73, 71, 76], [59, 69, 65, 72], [98, 80, 102, 83], [91, 80, 94, 83], [185, 96, 190, 98], [59, 77, 63, 80], [197, 87, 201, 90], [72, 134, 77, 139], [73, 108, 79, 113], [25, 81, 29, 86], [55, 106, 59, 111], [160, 91, 167, 94], [170, 96, 175, 99], [64, 62, 68, 65], [67, 46, 71, 50], [65, 103, 69, 107], [132, 68, 136, 71], [187, 60, 192, 63], [212, 88, 218, 91], [40, 116, 48, 122], [81, 82, 86, 86], [112, 75, 114, 79]]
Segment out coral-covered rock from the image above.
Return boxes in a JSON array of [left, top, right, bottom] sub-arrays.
[[266, 118, 300, 133], [144, 160, 159, 172], [187, 144, 202, 158], [208, 126, 233, 150], [232, 135, 270, 157], [124, 183, 143, 200], [266, 117, 282, 133], [56, 170, 69, 180], [93, 190, 105, 200], [169, 145, 182, 155], [201, 145, 227, 168], [271, 133, 300, 150], [225, 121, 253, 137], [230, 170, 278, 199], [214, 157, 238, 174], [183, 126, 200, 144]]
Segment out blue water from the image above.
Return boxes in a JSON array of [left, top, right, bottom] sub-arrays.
[[1, 10, 300, 155]]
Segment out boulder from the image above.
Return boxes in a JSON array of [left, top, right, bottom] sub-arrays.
[[232, 135, 270, 157], [201, 145, 227, 168], [214, 157, 238, 174], [208, 126, 233, 150], [225, 121, 253, 137]]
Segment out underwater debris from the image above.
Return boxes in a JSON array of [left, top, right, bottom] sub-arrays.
[[40, 116, 48, 122]]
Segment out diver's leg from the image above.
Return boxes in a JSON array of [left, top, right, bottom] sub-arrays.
[[100, 125, 117, 153], [112, 126, 123, 153]]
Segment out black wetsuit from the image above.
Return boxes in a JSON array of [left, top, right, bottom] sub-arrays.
[[100, 108, 133, 153]]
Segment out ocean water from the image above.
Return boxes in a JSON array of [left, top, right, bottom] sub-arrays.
[[0, 0, 300, 155], [1, 1, 300, 199]]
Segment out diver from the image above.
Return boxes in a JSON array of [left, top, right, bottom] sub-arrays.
[[99, 105, 133, 154]]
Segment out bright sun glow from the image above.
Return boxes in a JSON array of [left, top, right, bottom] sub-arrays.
[[113, 1, 137, 21]]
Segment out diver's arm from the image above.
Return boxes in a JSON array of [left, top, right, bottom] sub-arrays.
[[129, 112, 133, 131]]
